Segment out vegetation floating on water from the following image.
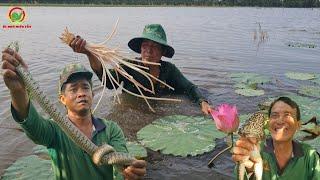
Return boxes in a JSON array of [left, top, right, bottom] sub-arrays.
[[137, 115, 225, 157], [230, 72, 270, 97], [285, 72, 316, 80], [299, 86, 320, 98], [287, 42, 317, 48], [126, 141, 147, 159], [2, 155, 54, 180]]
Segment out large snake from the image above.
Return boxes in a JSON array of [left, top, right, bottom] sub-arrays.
[[15, 63, 135, 166]]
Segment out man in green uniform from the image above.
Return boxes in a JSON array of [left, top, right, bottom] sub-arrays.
[[70, 24, 212, 115], [1, 48, 146, 180], [232, 96, 320, 179]]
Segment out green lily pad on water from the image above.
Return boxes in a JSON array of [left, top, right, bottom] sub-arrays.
[[285, 72, 316, 80], [230, 73, 270, 85], [127, 141, 147, 159], [311, 74, 320, 85], [2, 155, 54, 180], [235, 89, 264, 97], [137, 115, 226, 157], [299, 86, 320, 98], [230, 73, 270, 97]]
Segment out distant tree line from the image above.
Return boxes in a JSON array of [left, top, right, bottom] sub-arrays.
[[2, 0, 320, 7]]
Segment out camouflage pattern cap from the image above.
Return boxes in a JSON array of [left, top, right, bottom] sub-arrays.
[[59, 63, 93, 94]]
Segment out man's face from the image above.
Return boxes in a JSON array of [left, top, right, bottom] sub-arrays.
[[60, 78, 93, 116], [268, 101, 301, 143], [141, 40, 163, 64]]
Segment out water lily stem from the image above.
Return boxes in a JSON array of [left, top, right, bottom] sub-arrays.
[[207, 133, 234, 168]]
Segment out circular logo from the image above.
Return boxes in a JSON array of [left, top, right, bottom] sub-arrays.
[[8, 7, 26, 25]]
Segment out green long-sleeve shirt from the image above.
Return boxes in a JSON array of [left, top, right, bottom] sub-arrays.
[[97, 60, 207, 105], [235, 138, 320, 180], [11, 102, 128, 180]]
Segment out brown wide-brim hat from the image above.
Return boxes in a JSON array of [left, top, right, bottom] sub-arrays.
[[128, 24, 175, 58]]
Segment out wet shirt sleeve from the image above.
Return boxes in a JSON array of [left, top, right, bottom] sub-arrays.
[[168, 63, 207, 104], [11, 102, 58, 148], [107, 121, 128, 153]]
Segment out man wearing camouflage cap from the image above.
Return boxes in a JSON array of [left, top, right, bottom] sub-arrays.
[[2, 48, 146, 180]]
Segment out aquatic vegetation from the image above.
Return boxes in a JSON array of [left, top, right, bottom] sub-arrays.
[[311, 74, 320, 85], [285, 72, 316, 80], [137, 115, 225, 157], [127, 141, 147, 159], [287, 42, 317, 48], [299, 86, 320, 98], [230, 72, 270, 97], [2, 155, 54, 180], [235, 89, 265, 97], [253, 22, 269, 51]]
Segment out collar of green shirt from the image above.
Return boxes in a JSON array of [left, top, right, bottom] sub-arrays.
[[92, 116, 106, 136], [263, 138, 304, 158]]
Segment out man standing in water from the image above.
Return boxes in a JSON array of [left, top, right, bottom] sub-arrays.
[[70, 24, 212, 114], [2, 48, 146, 179]]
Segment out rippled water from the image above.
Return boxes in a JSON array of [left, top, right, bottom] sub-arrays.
[[0, 7, 319, 178]]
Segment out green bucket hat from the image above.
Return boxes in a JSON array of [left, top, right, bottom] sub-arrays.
[[128, 24, 175, 58], [58, 63, 93, 94]]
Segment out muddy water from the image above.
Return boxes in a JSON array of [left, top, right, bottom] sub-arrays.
[[0, 7, 319, 179]]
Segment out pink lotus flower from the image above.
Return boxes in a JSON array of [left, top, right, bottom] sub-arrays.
[[210, 104, 239, 134]]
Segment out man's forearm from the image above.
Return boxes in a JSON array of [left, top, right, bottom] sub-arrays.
[[87, 53, 103, 76], [11, 90, 29, 120]]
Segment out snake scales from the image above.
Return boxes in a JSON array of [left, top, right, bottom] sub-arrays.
[[15, 64, 135, 166]]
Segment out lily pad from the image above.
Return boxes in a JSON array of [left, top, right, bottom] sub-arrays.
[[137, 115, 226, 157], [299, 86, 320, 98], [235, 89, 264, 97], [287, 42, 317, 48], [285, 72, 316, 80], [311, 74, 320, 85], [230, 73, 269, 97], [2, 155, 54, 180], [230, 72, 270, 85], [127, 141, 147, 159]]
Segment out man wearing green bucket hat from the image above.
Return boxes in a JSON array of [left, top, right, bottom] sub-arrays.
[[2, 48, 146, 179], [70, 24, 212, 115]]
